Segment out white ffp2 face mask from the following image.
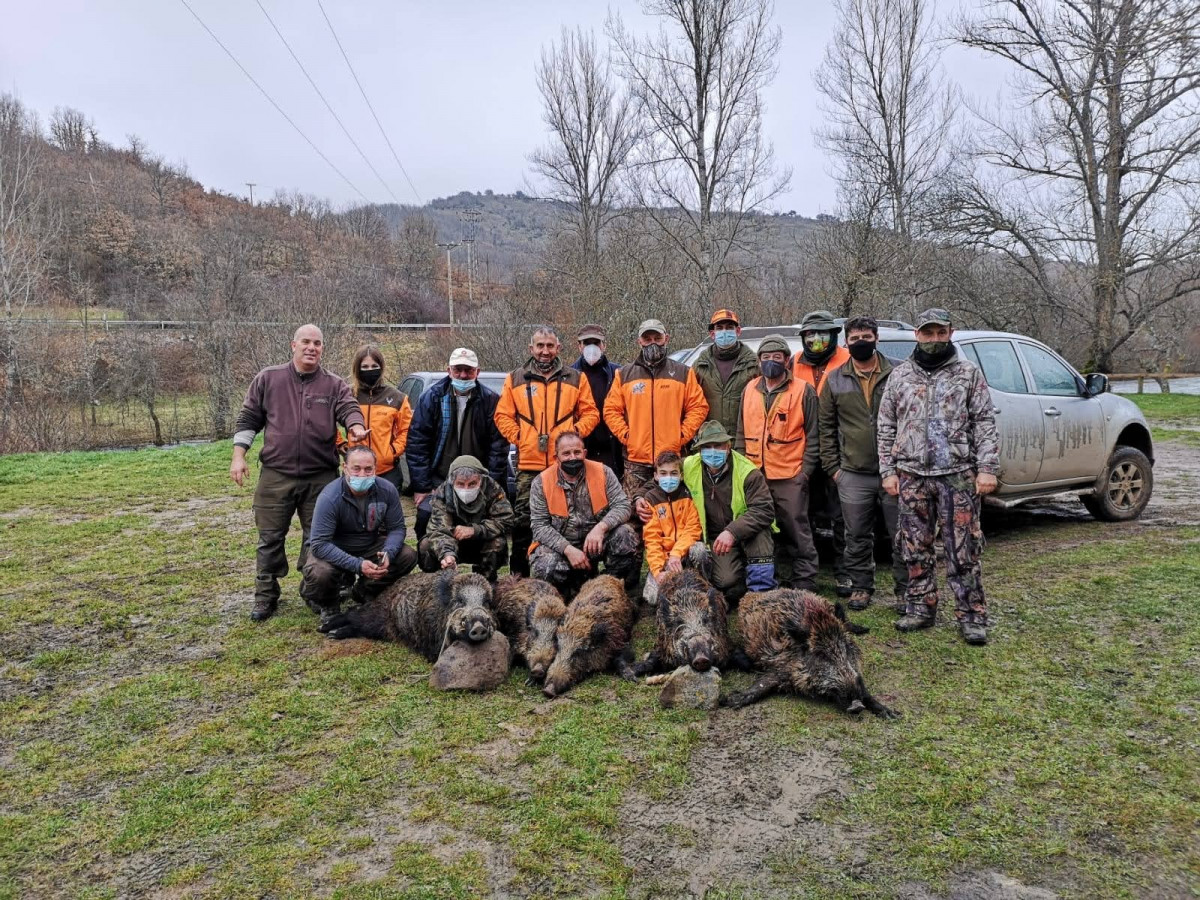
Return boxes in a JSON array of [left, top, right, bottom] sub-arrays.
[[582, 345, 603, 365], [454, 486, 481, 504]]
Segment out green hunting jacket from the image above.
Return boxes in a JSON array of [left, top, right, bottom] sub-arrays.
[[692, 343, 759, 436], [818, 352, 894, 478]]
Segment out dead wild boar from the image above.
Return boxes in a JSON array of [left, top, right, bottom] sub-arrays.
[[319, 571, 495, 661], [543, 575, 636, 698], [493, 575, 567, 682], [721, 589, 898, 718], [634, 568, 741, 676]]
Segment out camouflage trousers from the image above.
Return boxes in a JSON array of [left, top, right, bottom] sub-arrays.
[[529, 523, 641, 598], [510, 470, 540, 577], [897, 470, 987, 626]]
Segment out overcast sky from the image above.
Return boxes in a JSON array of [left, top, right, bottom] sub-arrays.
[[1, 0, 1008, 215]]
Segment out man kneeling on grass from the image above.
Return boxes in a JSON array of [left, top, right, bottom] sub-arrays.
[[417, 455, 515, 582], [301, 446, 417, 625]]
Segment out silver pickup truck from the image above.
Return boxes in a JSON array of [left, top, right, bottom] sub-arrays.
[[679, 324, 1154, 521]]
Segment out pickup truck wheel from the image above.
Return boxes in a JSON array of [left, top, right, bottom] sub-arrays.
[[1081, 446, 1153, 521]]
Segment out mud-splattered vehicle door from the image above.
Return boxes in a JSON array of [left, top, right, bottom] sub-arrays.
[[960, 340, 1044, 486], [1015, 341, 1107, 485]]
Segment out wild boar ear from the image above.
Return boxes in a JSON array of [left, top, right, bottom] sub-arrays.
[[436, 571, 454, 607], [832, 602, 870, 635], [589, 621, 610, 647], [786, 621, 811, 646]]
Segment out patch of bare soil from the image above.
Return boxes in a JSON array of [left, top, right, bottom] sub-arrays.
[[308, 799, 519, 899], [897, 871, 1058, 899], [618, 705, 865, 899]]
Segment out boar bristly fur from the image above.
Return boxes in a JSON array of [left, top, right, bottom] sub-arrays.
[[721, 589, 898, 718], [493, 575, 567, 682], [319, 571, 495, 662], [634, 569, 738, 676], [543, 575, 636, 698]]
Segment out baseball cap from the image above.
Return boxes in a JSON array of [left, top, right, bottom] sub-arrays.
[[709, 309, 739, 327], [915, 308, 952, 329], [638, 319, 667, 337], [577, 323, 606, 341], [447, 347, 479, 368]]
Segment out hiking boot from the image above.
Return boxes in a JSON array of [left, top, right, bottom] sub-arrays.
[[960, 622, 988, 645], [318, 604, 342, 628], [835, 577, 853, 598], [895, 614, 934, 632], [848, 590, 872, 611], [250, 598, 278, 622], [893, 593, 908, 614]]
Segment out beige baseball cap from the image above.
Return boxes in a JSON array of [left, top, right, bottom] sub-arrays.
[[448, 347, 479, 367]]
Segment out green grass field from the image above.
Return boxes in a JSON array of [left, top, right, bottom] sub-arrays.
[[1, 432, 1198, 897]]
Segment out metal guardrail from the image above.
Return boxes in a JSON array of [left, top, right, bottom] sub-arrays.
[[10, 319, 490, 331]]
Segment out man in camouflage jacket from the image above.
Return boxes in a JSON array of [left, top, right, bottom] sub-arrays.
[[418, 455, 515, 582], [876, 308, 1000, 644]]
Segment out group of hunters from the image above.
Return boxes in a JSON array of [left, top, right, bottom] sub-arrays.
[[230, 305, 1000, 646]]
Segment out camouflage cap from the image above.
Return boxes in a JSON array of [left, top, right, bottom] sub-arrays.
[[915, 307, 952, 329], [638, 318, 667, 337], [757, 334, 791, 357], [799, 310, 838, 332], [692, 420, 734, 447]]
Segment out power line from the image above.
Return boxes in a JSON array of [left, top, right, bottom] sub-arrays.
[[254, 0, 401, 204], [316, 0, 423, 204], [176, 0, 371, 203]]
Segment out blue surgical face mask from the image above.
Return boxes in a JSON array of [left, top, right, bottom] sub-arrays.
[[451, 377, 476, 393], [657, 474, 680, 493], [713, 328, 738, 348], [348, 475, 376, 493], [700, 448, 728, 469]]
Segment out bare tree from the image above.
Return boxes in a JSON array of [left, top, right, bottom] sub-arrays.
[[530, 27, 638, 273], [609, 0, 791, 311], [48, 106, 95, 154], [816, 0, 955, 239], [0, 95, 60, 445], [951, 0, 1200, 372], [146, 154, 183, 217]]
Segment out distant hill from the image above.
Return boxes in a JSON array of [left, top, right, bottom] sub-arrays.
[[374, 190, 827, 284]]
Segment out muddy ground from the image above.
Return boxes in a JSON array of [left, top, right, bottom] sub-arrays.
[[5, 437, 1197, 899]]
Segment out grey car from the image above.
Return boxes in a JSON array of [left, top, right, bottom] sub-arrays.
[[679, 323, 1154, 521]]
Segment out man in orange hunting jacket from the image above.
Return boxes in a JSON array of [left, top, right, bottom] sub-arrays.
[[604, 319, 708, 527], [495, 325, 600, 575]]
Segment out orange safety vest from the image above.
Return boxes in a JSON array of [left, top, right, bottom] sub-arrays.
[[539, 460, 608, 518], [793, 345, 851, 394], [529, 460, 610, 557], [740, 375, 811, 480]]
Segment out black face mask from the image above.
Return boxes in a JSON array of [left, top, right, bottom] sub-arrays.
[[560, 458, 585, 476], [640, 343, 666, 366], [847, 340, 877, 362], [759, 359, 786, 380], [358, 368, 382, 386]]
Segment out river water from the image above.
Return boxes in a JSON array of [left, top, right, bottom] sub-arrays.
[[1113, 376, 1200, 395]]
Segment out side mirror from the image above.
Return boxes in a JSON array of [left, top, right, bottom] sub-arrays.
[[1084, 373, 1109, 397]]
